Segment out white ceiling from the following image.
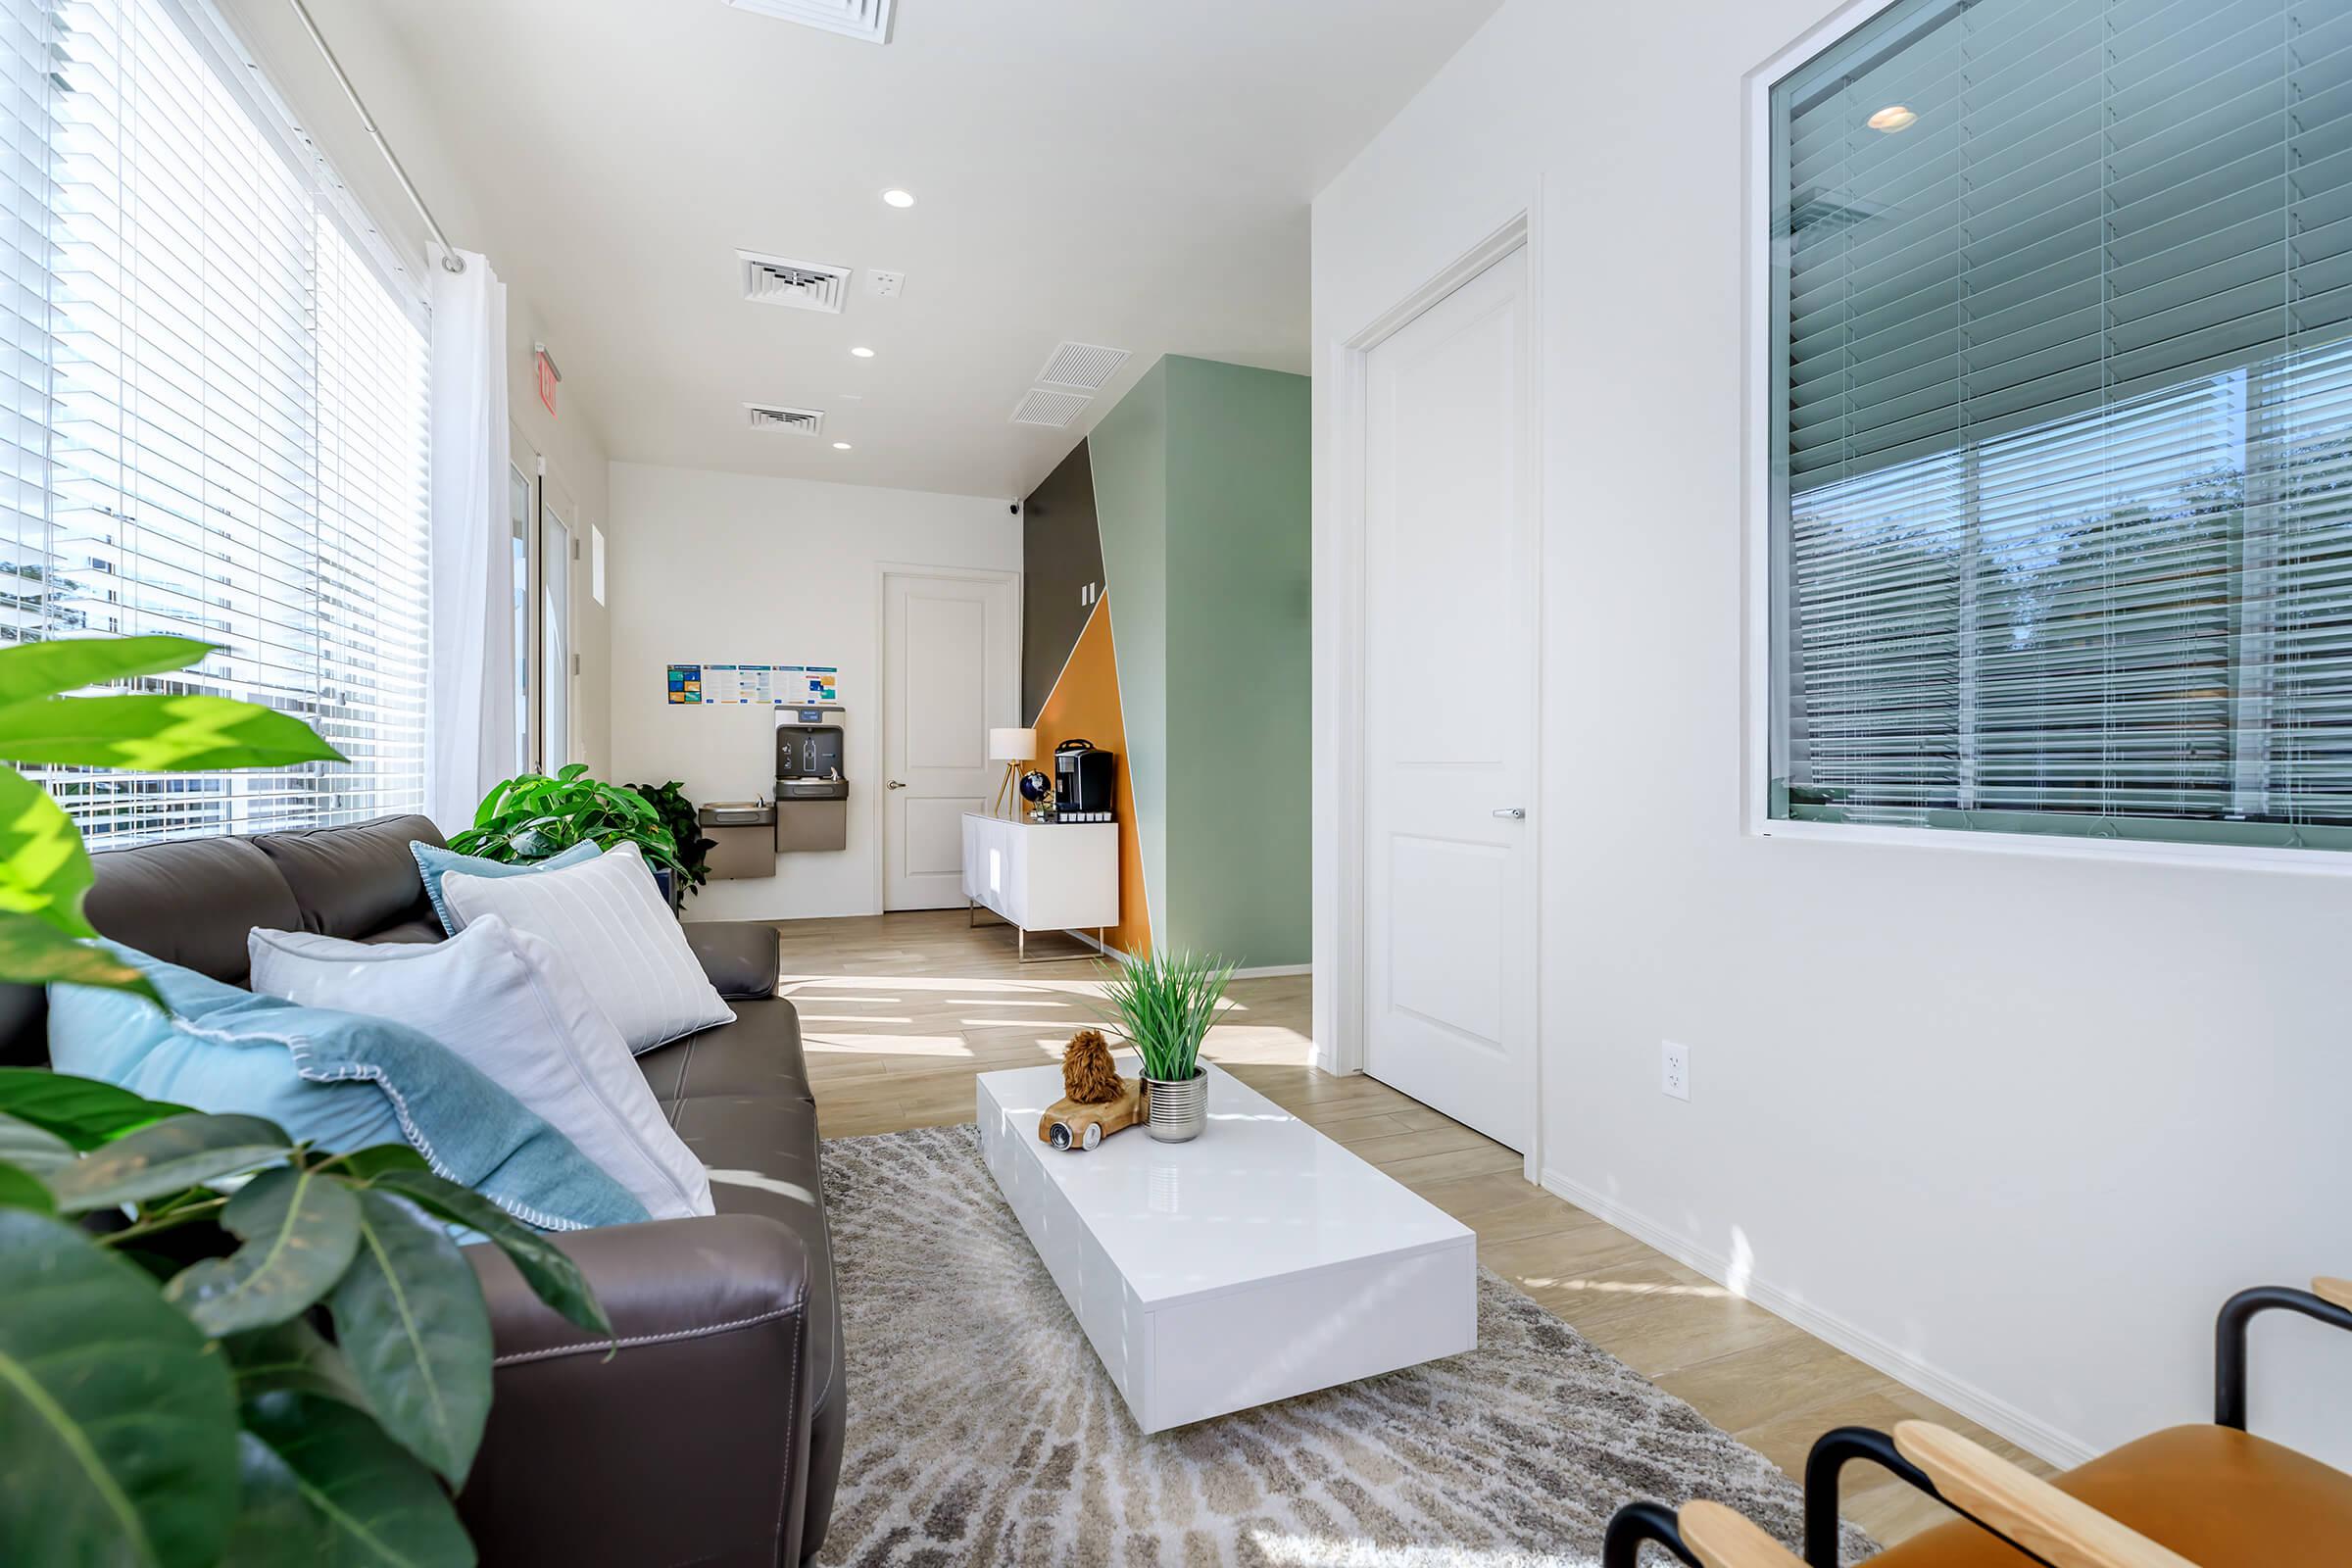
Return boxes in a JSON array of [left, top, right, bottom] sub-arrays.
[[298, 0, 1502, 500]]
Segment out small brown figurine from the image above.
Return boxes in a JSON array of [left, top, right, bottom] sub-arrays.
[[1061, 1028, 1123, 1104], [1039, 1029, 1145, 1152]]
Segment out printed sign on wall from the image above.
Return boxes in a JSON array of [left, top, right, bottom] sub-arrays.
[[664, 662, 840, 707]]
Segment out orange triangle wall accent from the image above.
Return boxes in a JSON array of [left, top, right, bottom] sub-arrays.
[[1031, 593, 1151, 956]]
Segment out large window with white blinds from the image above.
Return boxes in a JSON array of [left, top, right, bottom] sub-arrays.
[[3, 0, 429, 847], [1763, 0, 2352, 854]]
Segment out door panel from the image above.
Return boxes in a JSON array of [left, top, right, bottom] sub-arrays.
[[884, 569, 1017, 909], [541, 479, 574, 770], [1362, 245, 1537, 1152]]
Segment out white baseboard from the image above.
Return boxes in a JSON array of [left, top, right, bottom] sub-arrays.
[[1537, 1168, 2098, 1469], [1063, 935, 1307, 983]]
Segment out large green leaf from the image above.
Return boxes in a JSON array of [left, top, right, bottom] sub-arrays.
[[164, 1166, 362, 1336], [0, 694, 346, 771], [223, 1318, 368, 1410], [0, 914, 164, 1004], [322, 1144, 430, 1183], [48, 1113, 292, 1214], [0, 1207, 241, 1568], [368, 1168, 611, 1336], [327, 1189, 492, 1485], [0, 1108, 74, 1176], [220, 1428, 335, 1565], [0, 1069, 187, 1150], [0, 1156, 54, 1213], [0, 763, 96, 936], [0, 636, 216, 707], [232, 1392, 478, 1568]]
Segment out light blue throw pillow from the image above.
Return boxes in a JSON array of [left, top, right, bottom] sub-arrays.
[[48, 945, 650, 1233], [410, 838, 601, 935]]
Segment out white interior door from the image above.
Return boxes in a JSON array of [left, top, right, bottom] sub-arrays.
[[508, 424, 537, 774], [541, 480, 573, 770], [883, 568, 1018, 910], [1362, 245, 1537, 1152]]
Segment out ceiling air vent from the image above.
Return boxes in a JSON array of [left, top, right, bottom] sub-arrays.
[[739, 251, 852, 314], [720, 0, 894, 44], [745, 403, 826, 436], [1036, 342, 1131, 392], [1012, 388, 1092, 429]]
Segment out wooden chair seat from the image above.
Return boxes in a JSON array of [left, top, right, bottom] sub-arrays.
[[1869, 1425, 2352, 1567]]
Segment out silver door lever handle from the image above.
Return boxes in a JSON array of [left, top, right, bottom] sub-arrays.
[[887, 780, 906, 790], [1493, 807, 1526, 819]]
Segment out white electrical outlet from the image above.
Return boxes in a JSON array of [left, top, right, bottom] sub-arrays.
[[864, 269, 905, 299], [1660, 1040, 1690, 1101]]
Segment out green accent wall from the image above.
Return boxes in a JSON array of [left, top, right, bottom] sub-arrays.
[[1089, 355, 1310, 968], [1087, 360, 1171, 942]]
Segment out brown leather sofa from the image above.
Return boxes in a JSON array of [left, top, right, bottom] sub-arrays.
[[0, 813, 845, 1568]]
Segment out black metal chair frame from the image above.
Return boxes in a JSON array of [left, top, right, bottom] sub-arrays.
[[1597, 1283, 2352, 1568]]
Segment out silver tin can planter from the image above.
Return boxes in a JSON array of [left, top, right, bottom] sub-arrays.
[[1142, 1069, 1207, 1143]]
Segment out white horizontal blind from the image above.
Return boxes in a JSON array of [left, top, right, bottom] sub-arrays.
[[8, 0, 428, 846], [1769, 0, 2352, 851]]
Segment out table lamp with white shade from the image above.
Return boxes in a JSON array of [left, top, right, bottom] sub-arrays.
[[989, 726, 1037, 817]]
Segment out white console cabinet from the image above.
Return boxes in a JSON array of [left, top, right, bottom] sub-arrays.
[[961, 812, 1118, 959]]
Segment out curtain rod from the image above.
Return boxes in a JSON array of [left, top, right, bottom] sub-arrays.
[[284, 0, 465, 273]]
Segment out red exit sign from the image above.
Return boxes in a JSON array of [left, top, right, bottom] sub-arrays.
[[535, 346, 559, 417]]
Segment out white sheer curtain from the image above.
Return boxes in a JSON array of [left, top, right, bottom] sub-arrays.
[[427, 247, 514, 831]]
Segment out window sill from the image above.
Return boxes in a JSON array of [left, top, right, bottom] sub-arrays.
[[1749, 815, 2352, 877]]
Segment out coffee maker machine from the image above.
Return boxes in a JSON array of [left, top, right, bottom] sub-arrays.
[[1053, 739, 1115, 822]]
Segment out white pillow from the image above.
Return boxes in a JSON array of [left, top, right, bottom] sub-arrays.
[[440, 840, 734, 1054], [248, 915, 713, 1221]]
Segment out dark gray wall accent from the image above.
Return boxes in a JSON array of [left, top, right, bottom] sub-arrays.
[[1021, 439, 1104, 721]]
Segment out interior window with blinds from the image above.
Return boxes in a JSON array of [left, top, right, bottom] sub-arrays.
[[1766, 0, 2352, 852], [3, 0, 430, 847]]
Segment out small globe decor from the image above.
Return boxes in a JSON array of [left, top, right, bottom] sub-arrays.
[[1017, 769, 1052, 806]]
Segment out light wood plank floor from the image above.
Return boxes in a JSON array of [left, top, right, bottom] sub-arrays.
[[774, 908, 2042, 1548]]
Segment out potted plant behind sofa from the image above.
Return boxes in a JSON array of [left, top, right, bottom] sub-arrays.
[[452, 762, 690, 906], [625, 779, 717, 903], [1097, 950, 1238, 1143], [0, 636, 608, 1566]]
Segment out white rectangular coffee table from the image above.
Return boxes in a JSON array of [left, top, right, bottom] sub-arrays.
[[975, 1056, 1476, 1433]]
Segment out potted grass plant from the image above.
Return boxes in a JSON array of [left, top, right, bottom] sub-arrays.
[[1097, 951, 1237, 1143]]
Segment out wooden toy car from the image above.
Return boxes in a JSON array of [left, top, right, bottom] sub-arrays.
[[1039, 1076, 1145, 1151]]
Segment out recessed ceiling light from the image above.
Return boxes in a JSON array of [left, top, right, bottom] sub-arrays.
[[850, 345, 876, 359], [1867, 105, 1918, 132], [881, 189, 915, 208], [832, 441, 853, 450]]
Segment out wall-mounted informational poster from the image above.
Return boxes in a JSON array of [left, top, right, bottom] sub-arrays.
[[666, 663, 841, 706]]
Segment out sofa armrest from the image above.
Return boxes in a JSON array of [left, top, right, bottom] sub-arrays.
[[685, 920, 782, 1000], [460, 1215, 814, 1568]]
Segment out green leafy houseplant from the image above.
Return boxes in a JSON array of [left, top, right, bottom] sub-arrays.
[[0, 634, 609, 1564], [0, 635, 346, 1002], [0, 1072, 608, 1567], [625, 779, 717, 900], [449, 761, 686, 880], [1096, 950, 1238, 1084]]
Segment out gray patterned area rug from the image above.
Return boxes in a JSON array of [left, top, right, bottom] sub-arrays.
[[814, 1124, 1867, 1567]]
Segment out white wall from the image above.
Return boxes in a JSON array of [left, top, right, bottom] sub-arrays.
[[607, 463, 1020, 922], [1312, 0, 2352, 1472]]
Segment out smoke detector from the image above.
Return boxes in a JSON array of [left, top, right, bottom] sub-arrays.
[[1035, 342, 1130, 391], [745, 403, 826, 435], [739, 251, 852, 313], [720, 0, 894, 44], [1012, 388, 1091, 428]]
